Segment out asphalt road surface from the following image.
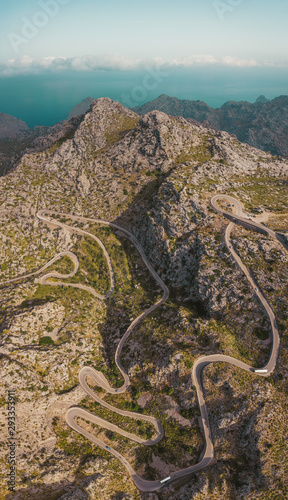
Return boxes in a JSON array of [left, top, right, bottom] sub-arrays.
[[1, 197, 286, 492]]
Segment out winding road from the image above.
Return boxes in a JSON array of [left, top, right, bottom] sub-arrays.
[[1, 196, 287, 492]]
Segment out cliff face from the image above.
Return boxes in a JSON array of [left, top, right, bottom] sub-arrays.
[[0, 98, 288, 500], [134, 94, 288, 157]]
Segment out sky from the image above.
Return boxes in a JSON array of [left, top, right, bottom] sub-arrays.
[[0, 0, 288, 126], [1, 0, 288, 73]]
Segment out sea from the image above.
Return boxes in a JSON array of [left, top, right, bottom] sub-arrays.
[[0, 66, 288, 129]]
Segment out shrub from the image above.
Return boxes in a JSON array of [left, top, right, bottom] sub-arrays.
[[39, 336, 54, 346]]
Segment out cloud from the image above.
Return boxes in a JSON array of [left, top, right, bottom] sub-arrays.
[[153, 55, 264, 68], [0, 53, 276, 77], [0, 54, 142, 77]]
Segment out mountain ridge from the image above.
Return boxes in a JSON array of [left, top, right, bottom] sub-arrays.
[[1, 93, 288, 177], [0, 98, 287, 499], [133, 94, 288, 157]]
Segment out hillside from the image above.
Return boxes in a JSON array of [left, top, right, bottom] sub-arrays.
[[134, 94, 288, 157], [0, 113, 30, 139], [0, 98, 287, 500], [0, 117, 83, 176], [0, 114, 33, 175], [2, 93, 288, 176]]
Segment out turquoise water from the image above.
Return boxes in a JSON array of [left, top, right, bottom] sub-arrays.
[[0, 67, 287, 128]]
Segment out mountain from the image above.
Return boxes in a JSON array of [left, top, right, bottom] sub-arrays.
[[0, 98, 93, 176], [0, 112, 30, 139], [0, 98, 288, 500], [255, 95, 270, 104], [68, 96, 95, 120], [0, 115, 83, 176], [134, 94, 288, 157], [0, 113, 36, 176], [2, 92, 287, 177], [134, 94, 217, 126]]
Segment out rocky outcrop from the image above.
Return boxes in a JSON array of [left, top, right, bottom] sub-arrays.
[[0, 116, 82, 176], [134, 94, 219, 128], [134, 94, 288, 157]]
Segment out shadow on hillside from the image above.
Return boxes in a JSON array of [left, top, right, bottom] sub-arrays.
[[112, 169, 207, 315], [95, 172, 208, 384]]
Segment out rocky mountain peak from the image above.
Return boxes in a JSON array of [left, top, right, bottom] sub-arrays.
[[89, 96, 138, 122], [134, 94, 288, 157], [72, 97, 139, 152]]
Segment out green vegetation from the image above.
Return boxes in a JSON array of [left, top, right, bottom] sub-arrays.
[[80, 398, 155, 441], [46, 255, 75, 275], [69, 236, 110, 294], [39, 336, 54, 346], [175, 137, 212, 166], [229, 171, 288, 213], [43, 232, 111, 295], [104, 115, 139, 146]]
